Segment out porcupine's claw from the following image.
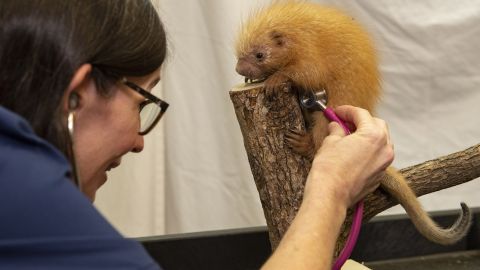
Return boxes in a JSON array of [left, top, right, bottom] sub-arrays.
[[285, 128, 315, 160], [264, 72, 290, 100]]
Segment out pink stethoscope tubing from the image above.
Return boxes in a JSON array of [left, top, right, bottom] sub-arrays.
[[323, 107, 363, 270]]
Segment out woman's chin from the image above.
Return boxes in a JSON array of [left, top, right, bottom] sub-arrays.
[[81, 172, 108, 202]]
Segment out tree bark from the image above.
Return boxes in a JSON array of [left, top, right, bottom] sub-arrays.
[[229, 83, 480, 252]]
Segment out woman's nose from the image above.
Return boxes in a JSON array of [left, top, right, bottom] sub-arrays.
[[131, 134, 144, 153]]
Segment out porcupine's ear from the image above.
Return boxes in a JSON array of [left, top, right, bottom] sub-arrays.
[[270, 31, 285, 46]]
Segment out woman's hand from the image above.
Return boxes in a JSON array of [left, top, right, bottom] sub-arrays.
[[304, 105, 395, 209], [262, 105, 394, 270]]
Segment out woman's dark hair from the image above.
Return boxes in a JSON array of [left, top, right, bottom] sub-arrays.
[[0, 0, 167, 177]]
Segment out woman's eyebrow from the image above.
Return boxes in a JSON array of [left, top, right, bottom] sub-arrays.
[[148, 78, 161, 90]]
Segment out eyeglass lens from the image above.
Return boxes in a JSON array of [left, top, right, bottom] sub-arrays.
[[140, 101, 161, 133]]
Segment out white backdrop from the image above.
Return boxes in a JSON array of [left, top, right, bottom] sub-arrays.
[[95, 0, 480, 237]]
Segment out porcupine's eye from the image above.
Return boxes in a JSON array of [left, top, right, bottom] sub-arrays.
[[255, 52, 264, 60]]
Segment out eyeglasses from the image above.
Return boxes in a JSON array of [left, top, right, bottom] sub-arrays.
[[122, 78, 169, 135]]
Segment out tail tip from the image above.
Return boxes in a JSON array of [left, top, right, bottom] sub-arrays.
[[460, 202, 470, 214]]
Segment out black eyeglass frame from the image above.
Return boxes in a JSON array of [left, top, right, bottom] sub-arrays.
[[122, 78, 169, 135]]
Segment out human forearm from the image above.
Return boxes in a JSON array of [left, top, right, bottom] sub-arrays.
[[261, 181, 347, 270]]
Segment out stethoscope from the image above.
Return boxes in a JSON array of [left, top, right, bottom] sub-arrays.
[[299, 90, 362, 270]]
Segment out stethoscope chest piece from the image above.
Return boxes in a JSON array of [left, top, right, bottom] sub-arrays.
[[299, 89, 328, 111]]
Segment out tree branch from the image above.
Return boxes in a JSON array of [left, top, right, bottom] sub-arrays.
[[229, 83, 480, 251]]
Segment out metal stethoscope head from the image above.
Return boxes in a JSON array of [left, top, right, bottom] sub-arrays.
[[298, 89, 328, 111]]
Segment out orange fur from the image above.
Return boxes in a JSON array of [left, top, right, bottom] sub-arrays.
[[235, 1, 471, 245], [236, 1, 379, 107], [235, 1, 380, 150]]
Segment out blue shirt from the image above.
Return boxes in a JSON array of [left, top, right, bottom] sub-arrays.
[[0, 106, 161, 270]]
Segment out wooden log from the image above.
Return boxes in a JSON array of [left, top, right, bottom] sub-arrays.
[[229, 83, 480, 252], [230, 82, 310, 248]]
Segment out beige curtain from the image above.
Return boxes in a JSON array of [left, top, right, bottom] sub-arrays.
[[95, 0, 480, 237]]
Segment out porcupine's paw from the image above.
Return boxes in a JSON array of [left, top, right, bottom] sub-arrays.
[[285, 129, 315, 160], [264, 73, 290, 100]]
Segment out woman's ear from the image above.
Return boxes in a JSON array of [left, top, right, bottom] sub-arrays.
[[62, 64, 92, 113]]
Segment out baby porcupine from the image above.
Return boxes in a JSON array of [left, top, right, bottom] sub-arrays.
[[235, 1, 472, 245]]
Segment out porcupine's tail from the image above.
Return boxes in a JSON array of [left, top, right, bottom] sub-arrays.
[[382, 167, 472, 245]]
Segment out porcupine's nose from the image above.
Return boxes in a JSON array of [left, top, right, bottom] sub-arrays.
[[235, 57, 249, 77]]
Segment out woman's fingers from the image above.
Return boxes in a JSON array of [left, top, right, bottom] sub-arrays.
[[327, 122, 346, 137], [332, 105, 372, 127]]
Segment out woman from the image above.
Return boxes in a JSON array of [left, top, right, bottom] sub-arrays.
[[0, 0, 393, 269]]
